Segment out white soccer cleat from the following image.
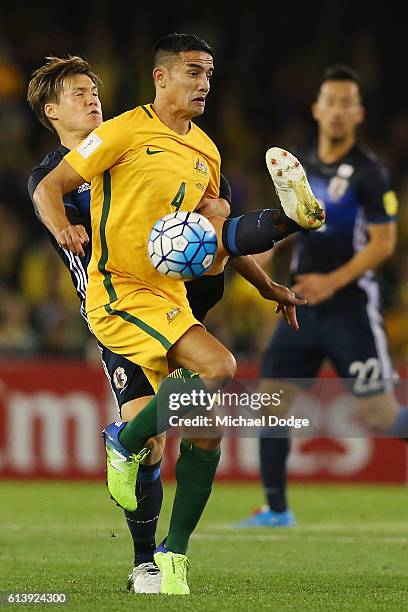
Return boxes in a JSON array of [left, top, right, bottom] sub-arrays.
[[265, 147, 325, 230], [127, 562, 161, 594]]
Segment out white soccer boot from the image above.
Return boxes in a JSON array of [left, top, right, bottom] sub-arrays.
[[127, 562, 161, 594], [265, 147, 325, 230]]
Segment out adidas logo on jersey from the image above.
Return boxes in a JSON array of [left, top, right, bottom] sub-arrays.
[[77, 182, 91, 194]]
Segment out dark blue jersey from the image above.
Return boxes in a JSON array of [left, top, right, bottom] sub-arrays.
[[28, 145, 92, 323], [28, 145, 224, 323], [291, 143, 397, 306]]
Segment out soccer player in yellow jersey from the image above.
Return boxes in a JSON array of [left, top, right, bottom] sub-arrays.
[[33, 34, 321, 594], [33, 33, 237, 595], [28, 53, 312, 595]]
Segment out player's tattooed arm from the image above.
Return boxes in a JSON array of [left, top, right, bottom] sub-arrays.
[[33, 160, 89, 256]]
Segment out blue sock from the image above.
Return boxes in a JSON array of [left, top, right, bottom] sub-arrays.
[[155, 539, 169, 554], [259, 427, 290, 513], [221, 209, 299, 257], [388, 406, 408, 439], [124, 460, 163, 566]]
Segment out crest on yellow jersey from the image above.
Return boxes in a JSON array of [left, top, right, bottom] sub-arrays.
[[167, 307, 182, 323]]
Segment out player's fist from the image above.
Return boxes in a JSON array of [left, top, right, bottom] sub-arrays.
[[197, 196, 231, 219], [56, 224, 89, 257]]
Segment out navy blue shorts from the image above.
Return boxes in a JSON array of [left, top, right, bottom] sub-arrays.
[[261, 299, 396, 397], [99, 344, 154, 417]]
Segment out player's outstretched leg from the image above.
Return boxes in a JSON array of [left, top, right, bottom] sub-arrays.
[[102, 422, 150, 511], [103, 368, 210, 512], [151, 326, 233, 595], [265, 147, 325, 230], [105, 328, 235, 594], [219, 208, 302, 259]]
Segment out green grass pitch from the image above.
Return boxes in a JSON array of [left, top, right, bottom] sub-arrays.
[[1, 481, 408, 611]]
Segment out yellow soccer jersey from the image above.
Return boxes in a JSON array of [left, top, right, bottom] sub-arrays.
[[64, 104, 220, 313]]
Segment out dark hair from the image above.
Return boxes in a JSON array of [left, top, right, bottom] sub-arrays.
[[153, 33, 212, 66], [27, 55, 101, 133], [319, 63, 361, 91]]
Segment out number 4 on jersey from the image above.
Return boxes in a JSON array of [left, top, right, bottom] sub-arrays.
[[170, 182, 186, 211]]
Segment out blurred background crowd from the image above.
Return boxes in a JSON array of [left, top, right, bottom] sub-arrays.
[[1, 0, 408, 364]]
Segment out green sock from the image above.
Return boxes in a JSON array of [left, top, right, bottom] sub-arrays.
[[119, 368, 206, 454], [165, 440, 221, 555]]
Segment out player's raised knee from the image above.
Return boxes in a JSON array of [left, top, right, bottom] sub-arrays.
[[201, 350, 237, 386]]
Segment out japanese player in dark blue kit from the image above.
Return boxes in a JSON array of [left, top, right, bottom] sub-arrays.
[[27, 52, 321, 591], [27, 56, 168, 594], [237, 64, 405, 528]]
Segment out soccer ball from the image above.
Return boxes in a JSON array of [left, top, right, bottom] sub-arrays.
[[148, 211, 218, 280]]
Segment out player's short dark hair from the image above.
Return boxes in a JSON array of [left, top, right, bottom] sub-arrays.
[[319, 63, 361, 92], [27, 55, 101, 133], [153, 33, 213, 67]]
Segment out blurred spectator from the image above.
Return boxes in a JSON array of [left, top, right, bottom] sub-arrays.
[[0, 288, 38, 355], [19, 239, 87, 356], [0, 203, 26, 290]]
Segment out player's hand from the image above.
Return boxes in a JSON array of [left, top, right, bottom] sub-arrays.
[[197, 196, 231, 219], [55, 224, 89, 257], [259, 281, 307, 331], [292, 273, 338, 305]]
